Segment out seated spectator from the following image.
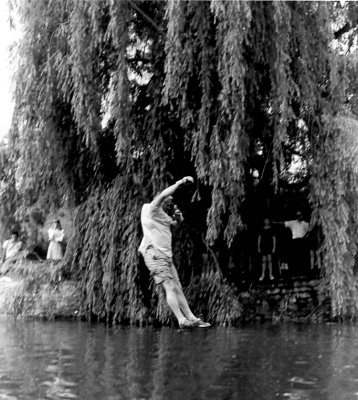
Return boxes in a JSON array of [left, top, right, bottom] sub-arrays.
[[258, 218, 276, 281], [46, 219, 65, 261], [2, 230, 23, 263]]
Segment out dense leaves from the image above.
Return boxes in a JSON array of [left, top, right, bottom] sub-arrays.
[[6, 0, 358, 322]]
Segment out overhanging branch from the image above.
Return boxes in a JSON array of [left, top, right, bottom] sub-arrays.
[[128, 0, 162, 34]]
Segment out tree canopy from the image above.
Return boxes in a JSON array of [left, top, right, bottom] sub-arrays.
[[5, 0, 358, 322]]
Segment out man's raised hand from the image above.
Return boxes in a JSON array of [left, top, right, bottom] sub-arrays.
[[179, 176, 194, 185]]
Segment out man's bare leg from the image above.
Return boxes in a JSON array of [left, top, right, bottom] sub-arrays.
[[168, 264, 197, 320], [175, 285, 197, 320], [161, 280, 187, 325], [162, 267, 210, 327], [176, 285, 210, 326]]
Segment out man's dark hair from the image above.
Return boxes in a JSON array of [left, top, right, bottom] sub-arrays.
[[11, 230, 19, 238], [162, 197, 175, 217]]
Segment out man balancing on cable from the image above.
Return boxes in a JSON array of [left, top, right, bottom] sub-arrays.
[[139, 176, 210, 329]]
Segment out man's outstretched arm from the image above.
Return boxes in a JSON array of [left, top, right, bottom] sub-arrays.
[[151, 176, 194, 208]]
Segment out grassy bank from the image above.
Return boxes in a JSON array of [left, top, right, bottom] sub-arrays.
[[0, 259, 82, 319], [0, 259, 334, 325]]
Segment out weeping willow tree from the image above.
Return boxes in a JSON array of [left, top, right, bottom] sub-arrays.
[[7, 0, 358, 323]]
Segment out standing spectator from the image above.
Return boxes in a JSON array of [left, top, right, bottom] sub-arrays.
[[2, 230, 23, 263], [46, 219, 65, 261], [277, 225, 291, 272], [307, 224, 323, 271], [276, 211, 309, 275], [257, 218, 276, 281], [284, 211, 309, 242]]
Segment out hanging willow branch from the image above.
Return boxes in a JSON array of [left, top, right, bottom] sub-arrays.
[[8, 0, 358, 322]]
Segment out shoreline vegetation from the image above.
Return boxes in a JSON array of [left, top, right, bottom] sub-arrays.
[[3, 1, 358, 324], [0, 260, 81, 321], [0, 259, 334, 326]]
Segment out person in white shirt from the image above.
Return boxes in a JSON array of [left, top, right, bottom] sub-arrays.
[[2, 230, 23, 263], [46, 220, 65, 261], [284, 211, 309, 240], [277, 211, 310, 275], [139, 176, 210, 329]]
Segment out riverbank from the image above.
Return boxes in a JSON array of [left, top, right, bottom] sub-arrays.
[[239, 276, 331, 323], [0, 259, 332, 324], [0, 259, 82, 320]]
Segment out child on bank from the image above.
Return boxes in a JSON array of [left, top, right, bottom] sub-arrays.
[[257, 218, 276, 281]]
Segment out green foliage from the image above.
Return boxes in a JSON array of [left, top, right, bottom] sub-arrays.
[[6, 0, 358, 323]]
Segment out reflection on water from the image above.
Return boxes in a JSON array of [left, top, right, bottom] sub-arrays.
[[0, 318, 358, 399]]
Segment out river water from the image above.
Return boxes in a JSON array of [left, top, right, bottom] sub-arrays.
[[0, 318, 358, 400]]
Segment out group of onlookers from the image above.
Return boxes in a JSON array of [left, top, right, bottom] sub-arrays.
[[1, 219, 65, 266], [1, 209, 320, 284], [257, 211, 322, 281]]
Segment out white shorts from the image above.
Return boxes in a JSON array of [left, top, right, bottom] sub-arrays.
[[143, 246, 181, 285]]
